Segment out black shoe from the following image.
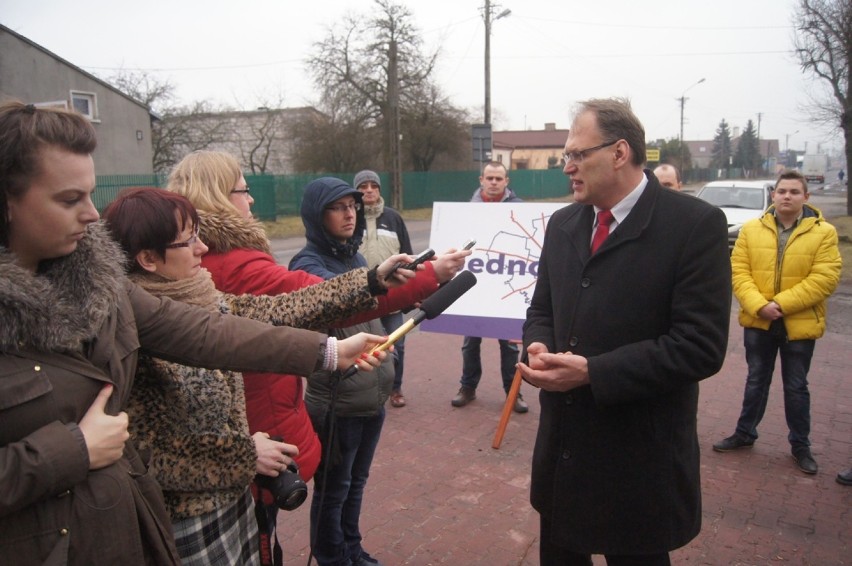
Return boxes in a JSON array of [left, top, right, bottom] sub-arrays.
[[792, 447, 818, 474], [512, 393, 529, 413], [352, 551, 384, 566], [712, 434, 755, 452], [836, 468, 852, 486], [451, 386, 476, 407]]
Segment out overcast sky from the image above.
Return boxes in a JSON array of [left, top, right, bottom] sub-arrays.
[[3, 0, 842, 155]]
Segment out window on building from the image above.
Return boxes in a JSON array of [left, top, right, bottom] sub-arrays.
[[70, 91, 98, 120]]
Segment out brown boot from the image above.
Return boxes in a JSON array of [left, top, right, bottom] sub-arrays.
[[451, 386, 476, 407]]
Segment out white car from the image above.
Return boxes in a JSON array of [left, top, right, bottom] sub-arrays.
[[695, 180, 774, 251]]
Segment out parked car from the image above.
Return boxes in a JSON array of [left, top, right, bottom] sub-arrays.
[[695, 180, 774, 251]]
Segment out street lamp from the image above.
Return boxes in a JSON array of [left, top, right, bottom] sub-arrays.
[[786, 130, 799, 152], [484, 0, 511, 125], [678, 78, 706, 173]]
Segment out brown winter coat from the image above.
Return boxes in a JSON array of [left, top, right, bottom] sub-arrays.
[[0, 223, 326, 566]]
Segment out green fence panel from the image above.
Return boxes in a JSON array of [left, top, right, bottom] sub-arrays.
[[93, 169, 574, 219], [244, 175, 276, 221], [94, 174, 166, 211], [272, 173, 331, 217], [505, 169, 572, 200], [401, 171, 476, 208]]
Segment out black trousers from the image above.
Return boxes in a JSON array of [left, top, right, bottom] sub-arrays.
[[540, 515, 672, 566]]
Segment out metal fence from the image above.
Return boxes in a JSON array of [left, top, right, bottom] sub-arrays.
[[94, 167, 790, 218], [94, 174, 166, 211], [94, 168, 572, 220]]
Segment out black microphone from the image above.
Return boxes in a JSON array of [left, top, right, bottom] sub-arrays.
[[341, 271, 477, 377]]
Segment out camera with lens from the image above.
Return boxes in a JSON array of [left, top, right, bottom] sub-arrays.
[[254, 436, 308, 511]]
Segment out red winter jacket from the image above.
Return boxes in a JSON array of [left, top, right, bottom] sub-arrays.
[[202, 245, 439, 480]]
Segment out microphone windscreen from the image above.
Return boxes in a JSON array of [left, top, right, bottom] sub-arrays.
[[420, 271, 477, 320]]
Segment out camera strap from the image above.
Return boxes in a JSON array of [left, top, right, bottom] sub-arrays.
[[254, 494, 283, 566]]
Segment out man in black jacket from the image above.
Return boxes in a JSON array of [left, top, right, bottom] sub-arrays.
[[518, 98, 731, 565]]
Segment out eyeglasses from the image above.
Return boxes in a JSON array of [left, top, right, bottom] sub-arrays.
[[325, 202, 361, 214], [231, 186, 250, 195], [165, 232, 200, 249], [562, 140, 619, 165]]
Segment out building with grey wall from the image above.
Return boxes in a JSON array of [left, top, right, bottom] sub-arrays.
[[0, 23, 154, 175]]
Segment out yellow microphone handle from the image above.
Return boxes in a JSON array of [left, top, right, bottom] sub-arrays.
[[369, 318, 417, 354]]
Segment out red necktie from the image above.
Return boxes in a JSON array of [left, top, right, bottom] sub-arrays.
[[591, 209, 614, 254]]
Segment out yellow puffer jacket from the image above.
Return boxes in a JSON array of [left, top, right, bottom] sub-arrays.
[[732, 203, 841, 340]]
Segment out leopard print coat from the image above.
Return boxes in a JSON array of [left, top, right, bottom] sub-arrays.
[[127, 268, 378, 519]]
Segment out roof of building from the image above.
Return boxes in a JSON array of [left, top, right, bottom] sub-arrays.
[[0, 23, 150, 112], [493, 128, 569, 149]]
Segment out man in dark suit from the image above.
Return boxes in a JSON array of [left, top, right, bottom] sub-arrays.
[[517, 98, 731, 565]]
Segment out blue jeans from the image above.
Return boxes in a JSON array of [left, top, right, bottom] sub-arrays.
[[381, 312, 405, 391], [734, 326, 815, 449], [310, 410, 385, 566], [460, 336, 519, 393]]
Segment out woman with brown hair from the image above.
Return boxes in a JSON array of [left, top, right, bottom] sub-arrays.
[[0, 101, 386, 566]]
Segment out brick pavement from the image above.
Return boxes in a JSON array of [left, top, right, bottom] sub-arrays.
[[278, 308, 852, 565]]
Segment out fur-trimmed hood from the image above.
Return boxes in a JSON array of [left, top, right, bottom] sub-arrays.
[[0, 222, 126, 353], [196, 209, 272, 256]]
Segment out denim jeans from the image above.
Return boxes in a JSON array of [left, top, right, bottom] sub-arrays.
[[380, 312, 405, 391], [734, 326, 815, 449], [310, 410, 385, 566], [460, 336, 519, 392]]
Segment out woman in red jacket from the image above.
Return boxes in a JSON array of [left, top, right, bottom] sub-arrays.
[[167, 150, 466, 556]]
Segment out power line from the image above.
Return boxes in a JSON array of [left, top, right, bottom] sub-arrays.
[[520, 15, 793, 31], [82, 59, 303, 72]]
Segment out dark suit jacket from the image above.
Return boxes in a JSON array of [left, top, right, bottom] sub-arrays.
[[523, 172, 731, 554]]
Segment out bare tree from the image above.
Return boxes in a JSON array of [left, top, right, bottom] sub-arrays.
[[402, 84, 470, 171], [105, 70, 232, 173], [108, 70, 175, 110], [153, 102, 231, 173], [290, 91, 377, 173], [793, 0, 851, 213], [300, 0, 469, 189]]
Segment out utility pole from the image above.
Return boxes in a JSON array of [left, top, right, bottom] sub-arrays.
[[678, 78, 705, 176], [388, 40, 403, 210], [484, 0, 492, 125], [483, 0, 510, 126], [756, 112, 763, 174]]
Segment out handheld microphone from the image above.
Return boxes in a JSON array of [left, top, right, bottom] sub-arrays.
[[342, 271, 477, 377]]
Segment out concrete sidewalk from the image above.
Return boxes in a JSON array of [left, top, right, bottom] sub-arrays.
[[278, 309, 851, 565]]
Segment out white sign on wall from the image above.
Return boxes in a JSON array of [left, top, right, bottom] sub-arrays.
[[421, 201, 569, 340]]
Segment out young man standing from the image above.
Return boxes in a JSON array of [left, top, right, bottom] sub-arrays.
[[451, 161, 528, 413], [714, 169, 841, 474], [289, 178, 468, 566], [355, 170, 413, 408]]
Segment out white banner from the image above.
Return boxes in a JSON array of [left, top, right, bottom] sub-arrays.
[[421, 201, 569, 340]]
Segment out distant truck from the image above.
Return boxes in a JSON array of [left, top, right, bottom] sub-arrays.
[[801, 153, 829, 184]]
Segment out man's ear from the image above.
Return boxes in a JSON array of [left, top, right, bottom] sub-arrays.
[[135, 250, 160, 273], [613, 140, 630, 168]]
